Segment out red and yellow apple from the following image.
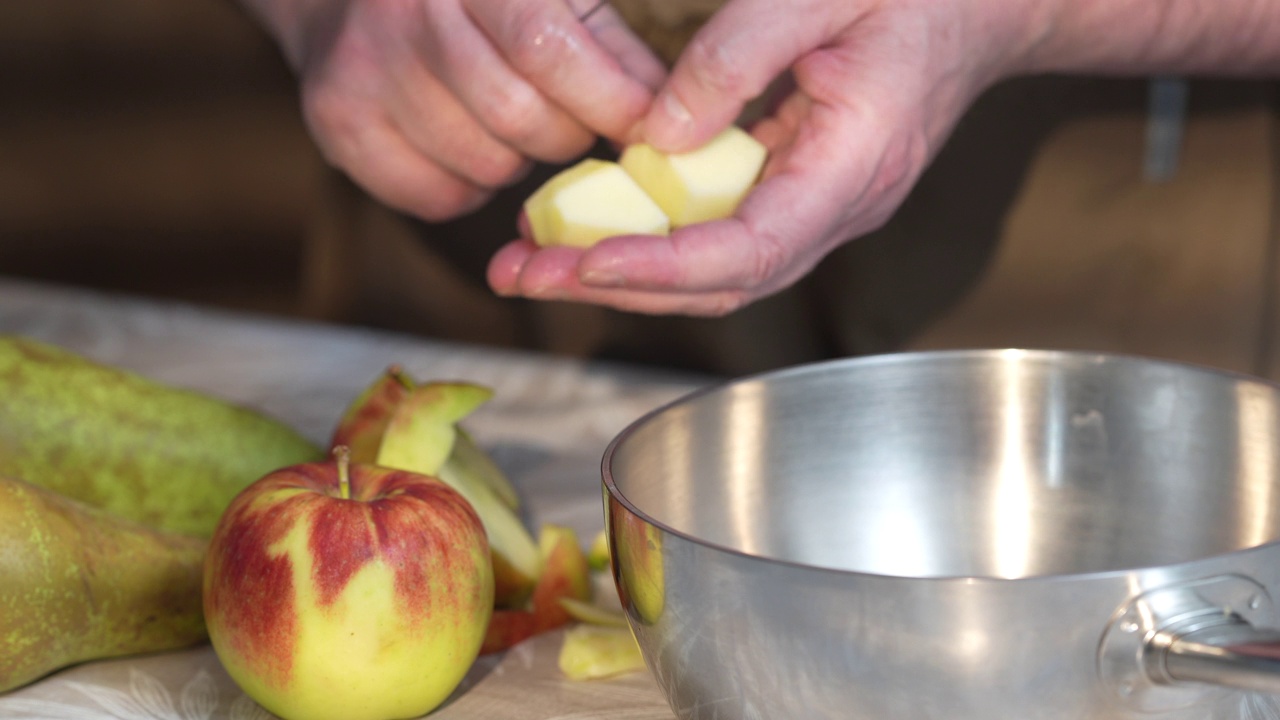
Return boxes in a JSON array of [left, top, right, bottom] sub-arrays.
[[203, 450, 494, 720]]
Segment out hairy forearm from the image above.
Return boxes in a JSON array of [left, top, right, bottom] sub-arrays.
[[1015, 0, 1280, 76]]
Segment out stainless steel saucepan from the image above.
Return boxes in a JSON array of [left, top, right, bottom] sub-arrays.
[[601, 350, 1280, 719]]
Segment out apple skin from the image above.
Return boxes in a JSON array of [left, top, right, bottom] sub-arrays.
[[203, 456, 494, 720], [328, 366, 414, 464], [480, 524, 592, 654]]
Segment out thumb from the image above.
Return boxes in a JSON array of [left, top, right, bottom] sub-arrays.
[[641, 0, 832, 151]]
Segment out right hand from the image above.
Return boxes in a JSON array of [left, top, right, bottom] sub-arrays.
[[243, 0, 667, 221]]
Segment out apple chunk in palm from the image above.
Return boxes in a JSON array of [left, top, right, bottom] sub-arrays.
[[203, 451, 494, 720]]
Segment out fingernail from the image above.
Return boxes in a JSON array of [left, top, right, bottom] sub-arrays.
[[647, 91, 693, 149], [581, 269, 624, 287]]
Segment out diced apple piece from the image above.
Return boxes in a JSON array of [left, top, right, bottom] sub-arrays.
[[558, 625, 646, 681], [525, 159, 670, 247], [619, 126, 767, 228]]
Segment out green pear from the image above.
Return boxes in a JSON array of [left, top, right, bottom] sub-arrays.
[[0, 475, 208, 693], [375, 383, 543, 607], [0, 336, 323, 537]]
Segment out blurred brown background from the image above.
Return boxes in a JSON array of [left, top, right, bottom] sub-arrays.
[[0, 0, 323, 316], [2, 1, 1277, 379]]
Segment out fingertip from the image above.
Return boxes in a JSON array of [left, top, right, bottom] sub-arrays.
[[487, 240, 536, 295], [642, 90, 698, 151]]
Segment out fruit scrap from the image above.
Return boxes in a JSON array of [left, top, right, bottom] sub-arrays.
[[558, 625, 646, 681], [480, 524, 593, 655], [330, 367, 540, 607]]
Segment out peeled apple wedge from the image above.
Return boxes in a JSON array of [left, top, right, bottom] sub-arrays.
[[620, 125, 767, 228], [525, 159, 670, 247], [524, 127, 767, 248]]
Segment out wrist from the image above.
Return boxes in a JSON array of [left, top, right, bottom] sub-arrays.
[[238, 0, 334, 71], [1013, 0, 1280, 76]]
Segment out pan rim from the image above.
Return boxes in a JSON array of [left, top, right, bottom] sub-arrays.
[[599, 346, 1280, 585]]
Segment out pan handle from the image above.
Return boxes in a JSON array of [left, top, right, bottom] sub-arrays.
[[1098, 574, 1280, 712], [1154, 623, 1280, 695]]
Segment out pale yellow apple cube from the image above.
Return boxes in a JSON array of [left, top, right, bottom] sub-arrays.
[[619, 126, 767, 228], [525, 159, 670, 248]]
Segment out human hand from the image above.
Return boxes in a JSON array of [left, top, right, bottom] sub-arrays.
[[243, 0, 667, 221], [488, 0, 1042, 315]]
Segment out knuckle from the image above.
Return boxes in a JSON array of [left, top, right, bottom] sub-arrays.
[[872, 129, 928, 198], [300, 86, 361, 168], [503, 6, 564, 78], [684, 36, 750, 99], [469, 152, 531, 189], [414, 186, 491, 222], [747, 234, 791, 288], [481, 83, 544, 144]]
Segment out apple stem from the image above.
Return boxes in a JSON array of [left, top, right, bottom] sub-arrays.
[[334, 445, 352, 500]]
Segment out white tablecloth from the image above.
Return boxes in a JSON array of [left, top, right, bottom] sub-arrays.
[[0, 277, 709, 720]]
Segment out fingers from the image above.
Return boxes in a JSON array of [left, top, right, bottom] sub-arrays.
[[642, 0, 856, 151], [487, 240, 756, 316], [581, 2, 668, 96], [446, 0, 662, 151], [419, 0, 595, 162], [311, 104, 493, 221], [384, 62, 535, 189]]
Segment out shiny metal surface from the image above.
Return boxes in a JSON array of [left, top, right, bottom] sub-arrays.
[[602, 350, 1280, 719]]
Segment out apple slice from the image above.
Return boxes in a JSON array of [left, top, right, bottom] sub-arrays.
[[376, 382, 494, 475], [524, 159, 670, 247], [479, 524, 594, 654], [445, 428, 520, 511], [558, 625, 646, 681], [376, 383, 542, 607], [328, 366, 414, 464], [529, 525, 593, 632], [619, 126, 767, 227]]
